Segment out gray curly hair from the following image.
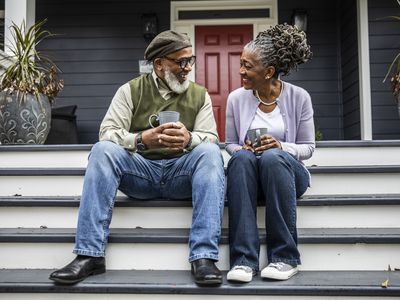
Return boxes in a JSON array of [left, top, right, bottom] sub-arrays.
[[244, 23, 312, 77]]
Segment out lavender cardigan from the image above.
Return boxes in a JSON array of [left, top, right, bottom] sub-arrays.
[[225, 81, 315, 162]]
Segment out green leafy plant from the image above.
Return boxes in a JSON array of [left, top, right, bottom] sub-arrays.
[[0, 19, 64, 104], [383, 0, 400, 102]]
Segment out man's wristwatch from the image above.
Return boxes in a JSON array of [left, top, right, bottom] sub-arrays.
[[135, 132, 147, 151], [185, 131, 193, 149]]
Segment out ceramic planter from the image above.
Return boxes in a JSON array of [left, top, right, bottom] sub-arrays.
[[0, 91, 51, 144]]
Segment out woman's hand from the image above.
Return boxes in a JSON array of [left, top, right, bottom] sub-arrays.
[[253, 134, 282, 154], [242, 139, 255, 152]]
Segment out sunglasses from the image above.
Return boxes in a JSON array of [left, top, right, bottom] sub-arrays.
[[163, 56, 196, 69]]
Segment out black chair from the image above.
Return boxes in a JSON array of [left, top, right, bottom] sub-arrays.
[[46, 105, 79, 144]]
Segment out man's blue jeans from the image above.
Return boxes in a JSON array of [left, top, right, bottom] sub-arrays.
[[227, 149, 309, 271], [73, 141, 225, 262]]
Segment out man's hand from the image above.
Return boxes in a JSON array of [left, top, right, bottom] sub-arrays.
[[141, 122, 190, 150], [158, 122, 191, 151]]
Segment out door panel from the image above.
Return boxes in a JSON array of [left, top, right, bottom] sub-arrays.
[[196, 25, 253, 141]]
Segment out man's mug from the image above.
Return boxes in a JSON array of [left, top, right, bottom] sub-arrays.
[[246, 128, 268, 148], [148, 111, 180, 128]]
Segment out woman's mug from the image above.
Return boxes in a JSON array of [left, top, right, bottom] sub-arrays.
[[148, 111, 180, 128], [246, 128, 268, 147]]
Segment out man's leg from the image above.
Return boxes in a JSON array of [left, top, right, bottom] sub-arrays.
[[50, 141, 161, 284], [163, 143, 225, 285]]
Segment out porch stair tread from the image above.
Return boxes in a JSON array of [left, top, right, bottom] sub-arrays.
[[1, 227, 400, 244], [0, 269, 399, 296], [1, 194, 400, 207]]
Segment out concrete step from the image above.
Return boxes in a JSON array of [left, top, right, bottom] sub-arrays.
[[1, 269, 399, 299], [0, 228, 399, 271], [1, 195, 400, 229], [0, 166, 399, 196]]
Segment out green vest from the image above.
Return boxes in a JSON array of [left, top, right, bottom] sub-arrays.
[[129, 73, 206, 159]]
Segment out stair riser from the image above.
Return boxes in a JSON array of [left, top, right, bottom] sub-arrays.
[[0, 173, 399, 196], [305, 147, 400, 166], [3, 147, 400, 168], [1, 243, 399, 271], [2, 294, 399, 300], [1, 206, 400, 229]]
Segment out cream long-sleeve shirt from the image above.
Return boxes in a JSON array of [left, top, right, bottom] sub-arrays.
[[99, 72, 219, 151]]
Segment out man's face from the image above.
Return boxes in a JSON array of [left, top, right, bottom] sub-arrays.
[[156, 47, 195, 94]]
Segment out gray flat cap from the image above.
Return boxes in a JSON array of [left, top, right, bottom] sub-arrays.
[[144, 30, 192, 61]]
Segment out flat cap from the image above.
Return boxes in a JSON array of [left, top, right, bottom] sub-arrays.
[[144, 30, 192, 61]]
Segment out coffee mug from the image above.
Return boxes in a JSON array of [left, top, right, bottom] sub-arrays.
[[246, 127, 268, 147], [148, 111, 180, 128]]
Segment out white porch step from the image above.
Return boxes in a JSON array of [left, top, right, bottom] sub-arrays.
[[1, 199, 400, 229], [0, 228, 399, 271], [0, 166, 399, 196], [2, 269, 399, 299], [1, 141, 400, 168]]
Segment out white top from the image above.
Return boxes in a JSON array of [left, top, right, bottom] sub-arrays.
[[249, 105, 285, 141]]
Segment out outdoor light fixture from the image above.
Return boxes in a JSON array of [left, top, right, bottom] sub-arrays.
[[292, 9, 307, 32], [141, 13, 158, 41]]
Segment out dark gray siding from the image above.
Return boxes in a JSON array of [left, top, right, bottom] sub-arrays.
[[36, 0, 170, 143], [279, 0, 343, 140], [369, 0, 400, 139], [340, 0, 360, 140]]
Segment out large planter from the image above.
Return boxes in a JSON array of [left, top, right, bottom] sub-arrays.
[[0, 92, 51, 144]]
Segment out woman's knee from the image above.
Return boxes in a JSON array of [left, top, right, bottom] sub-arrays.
[[229, 149, 257, 167], [259, 148, 285, 169]]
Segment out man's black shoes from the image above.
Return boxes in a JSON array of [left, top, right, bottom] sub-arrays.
[[191, 258, 222, 285], [49, 255, 106, 284]]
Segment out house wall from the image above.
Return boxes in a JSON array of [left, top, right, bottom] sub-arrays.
[[35, 0, 400, 143], [368, 0, 400, 140], [278, 0, 343, 140], [340, 0, 361, 140], [36, 0, 170, 143]]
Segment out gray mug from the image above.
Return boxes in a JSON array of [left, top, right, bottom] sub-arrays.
[[148, 111, 180, 128], [246, 128, 268, 147]]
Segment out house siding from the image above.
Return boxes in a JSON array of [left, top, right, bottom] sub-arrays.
[[35, 0, 400, 143], [340, 0, 360, 140], [368, 0, 400, 140], [36, 0, 170, 143]]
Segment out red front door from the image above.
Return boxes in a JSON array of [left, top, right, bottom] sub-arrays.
[[195, 25, 253, 141]]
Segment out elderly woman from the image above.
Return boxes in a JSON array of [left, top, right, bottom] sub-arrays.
[[225, 24, 314, 283]]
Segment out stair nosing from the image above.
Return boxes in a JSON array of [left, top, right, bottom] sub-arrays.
[[1, 228, 399, 244]]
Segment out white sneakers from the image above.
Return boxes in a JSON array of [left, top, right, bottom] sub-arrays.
[[261, 262, 298, 280], [227, 265, 255, 283], [227, 262, 298, 283]]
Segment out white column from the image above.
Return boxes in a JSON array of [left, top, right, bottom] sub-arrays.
[[357, 0, 373, 140], [4, 0, 36, 55]]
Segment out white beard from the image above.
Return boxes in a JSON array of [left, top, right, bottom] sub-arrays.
[[164, 69, 190, 94]]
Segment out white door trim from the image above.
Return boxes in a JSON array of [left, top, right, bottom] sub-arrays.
[[357, 0, 373, 140], [170, 0, 278, 81]]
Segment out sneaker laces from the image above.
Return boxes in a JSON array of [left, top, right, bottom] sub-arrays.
[[232, 265, 253, 273], [268, 262, 288, 271]]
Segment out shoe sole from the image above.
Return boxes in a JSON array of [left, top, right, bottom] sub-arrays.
[[261, 269, 298, 281], [49, 267, 106, 285], [227, 273, 252, 283], [194, 278, 223, 286]]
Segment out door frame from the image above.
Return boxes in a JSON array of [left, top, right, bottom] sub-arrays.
[[170, 0, 278, 82]]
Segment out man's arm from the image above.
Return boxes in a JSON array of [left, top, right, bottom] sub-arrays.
[[99, 83, 138, 149], [188, 92, 219, 149]]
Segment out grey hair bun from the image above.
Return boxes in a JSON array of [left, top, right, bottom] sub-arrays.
[[246, 23, 312, 76]]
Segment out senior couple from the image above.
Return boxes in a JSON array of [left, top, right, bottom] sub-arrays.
[[50, 25, 315, 286]]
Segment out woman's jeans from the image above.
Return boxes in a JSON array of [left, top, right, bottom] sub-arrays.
[[73, 141, 225, 263], [227, 149, 309, 271]]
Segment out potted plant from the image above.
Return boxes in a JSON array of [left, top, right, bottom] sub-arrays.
[[0, 19, 64, 144], [383, 0, 400, 117]]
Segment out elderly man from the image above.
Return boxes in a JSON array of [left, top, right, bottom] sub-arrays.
[[49, 30, 225, 286]]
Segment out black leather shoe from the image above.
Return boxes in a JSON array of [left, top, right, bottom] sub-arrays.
[[191, 258, 222, 285], [49, 255, 106, 284]]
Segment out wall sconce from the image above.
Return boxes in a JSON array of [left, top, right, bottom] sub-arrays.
[[292, 9, 308, 32], [141, 13, 158, 41]]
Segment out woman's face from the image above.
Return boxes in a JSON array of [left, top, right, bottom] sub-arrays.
[[239, 49, 267, 90]]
